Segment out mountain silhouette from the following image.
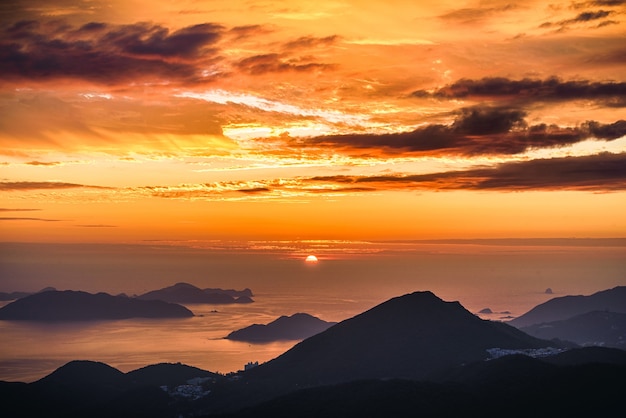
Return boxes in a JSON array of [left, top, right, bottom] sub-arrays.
[[127, 363, 219, 387], [520, 310, 626, 348], [227, 354, 626, 418], [509, 286, 626, 328], [0, 290, 193, 320], [226, 313, 337, 342], [137, 282, 254, 304], [244, 291, 553, 389]]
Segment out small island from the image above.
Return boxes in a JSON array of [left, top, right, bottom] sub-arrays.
[[226, 313, 337, 342], [137, 282, 254, 304], [0, 290, 193, 320]]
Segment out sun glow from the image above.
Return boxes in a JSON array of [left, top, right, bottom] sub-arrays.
[[305, 255, 319, 264]]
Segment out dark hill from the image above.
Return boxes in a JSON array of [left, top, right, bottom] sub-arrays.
[[137, 282, 254, 304], [520, 310, 626, 348], [0, 290, 193, 320], [127, 363, 219, 387], [226, 313, 337, 342], [244, 291, 553, 389], [224, 362, 626, 418], [509, 286, 626, 328], [36, 360, 126, 387]]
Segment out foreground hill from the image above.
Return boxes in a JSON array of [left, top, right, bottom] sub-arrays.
[[226, 313, 337, 342], [137, 282, 254, 304], [520, 310, 626, 348], [509, 286, 626, 328], [0, 290, 193, 320], [1, 360, 215, 418], [2, 349, 624, 418], [224, 351, 626, 418]]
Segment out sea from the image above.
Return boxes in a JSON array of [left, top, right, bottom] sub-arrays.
[[1, 240, 624, 382]]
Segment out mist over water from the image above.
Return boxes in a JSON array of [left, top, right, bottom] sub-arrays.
[[1, 241, 624, 382]]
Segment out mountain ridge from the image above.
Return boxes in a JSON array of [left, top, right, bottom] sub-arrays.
[[509, 286, 626, 328]]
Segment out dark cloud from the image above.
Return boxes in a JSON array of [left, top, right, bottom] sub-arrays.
[[0, 181, 110, 191], [412, 77, 626, 106], [302, 107, 626, 156], [237, 187, 271, 194], [75, 224, 118, 228], [308, 153, 626, 192], [102, 22, 222, 58], [0, 20, 223, 84], [573, 1, 626, 7], [235, 53, 336, 75]]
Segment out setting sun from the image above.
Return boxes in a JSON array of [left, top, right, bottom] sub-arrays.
[[305, 255, 319, 264]]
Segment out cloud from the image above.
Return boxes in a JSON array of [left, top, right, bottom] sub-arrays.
[[0, 208, 41, 212], [300, 107, 626, 156], [0, 20, 223, 84], [0, 181, 110, 191], [283, 35, 340, 50], [540, 9, 615, 30], [0, 217, 61, 222], [235, 53, 336, 75], [412, 77, 626, 106], [307, 152, 626, 192], [138, 152, 626, 200], [75, 224, 118, 228], [438, 4, 517, 24]]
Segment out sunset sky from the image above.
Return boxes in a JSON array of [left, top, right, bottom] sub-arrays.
[[1, 0, 625, 244]]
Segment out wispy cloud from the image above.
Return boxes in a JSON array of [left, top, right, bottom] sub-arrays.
[[0, 181, 111, 191], [0, 208, 41, 212], [308, 152, 626, 192], [0, 217, 62, 222]]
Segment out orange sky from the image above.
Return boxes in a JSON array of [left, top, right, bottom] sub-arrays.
[[1, 0, 625, 243]]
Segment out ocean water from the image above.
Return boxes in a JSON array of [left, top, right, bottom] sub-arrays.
[[1, 241, 624, 382]]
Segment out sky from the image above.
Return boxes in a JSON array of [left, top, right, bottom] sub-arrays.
[[1, 0, 626, 244]]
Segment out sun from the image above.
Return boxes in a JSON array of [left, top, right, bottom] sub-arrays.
[[305, 255, 319, 264]]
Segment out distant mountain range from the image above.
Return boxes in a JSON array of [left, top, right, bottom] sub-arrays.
[[520, 311, 626, 348], [226, 313, 337, 342], [137, 282, 254, 304], [0, 290, 193, 320], [509, 286, 626, 328], [1, 289, 625, 417]]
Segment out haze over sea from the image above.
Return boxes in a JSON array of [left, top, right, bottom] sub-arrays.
[[1, 239, 625, 383]]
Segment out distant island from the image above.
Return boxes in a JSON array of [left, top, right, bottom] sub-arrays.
[[137, 282, 254, 304], [0, 290, 193, 320], [226, 313, 337, 342]]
